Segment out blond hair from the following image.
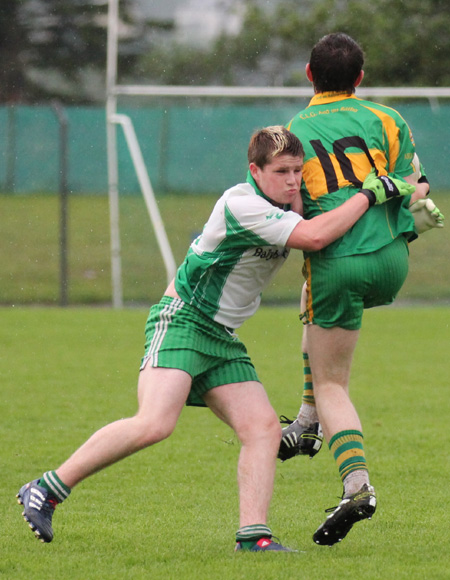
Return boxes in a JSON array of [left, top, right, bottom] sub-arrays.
[[248, 125, 304, 168]]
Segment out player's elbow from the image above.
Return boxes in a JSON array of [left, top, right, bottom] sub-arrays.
[[302, 233, 329, 252], [287, 223, 328, 251], [287, 234, 327, 252]]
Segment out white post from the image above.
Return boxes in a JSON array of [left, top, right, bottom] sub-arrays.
[[106, 0, 123, 308], [111, 114, 177, 286]]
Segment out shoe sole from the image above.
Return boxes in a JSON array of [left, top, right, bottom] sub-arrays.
[[313, 502, 376, 546]]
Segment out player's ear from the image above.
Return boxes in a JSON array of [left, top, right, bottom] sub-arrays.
[[249, 162, 259, 179], [305, 63, 313, 83], [354, 70, 364, 87]]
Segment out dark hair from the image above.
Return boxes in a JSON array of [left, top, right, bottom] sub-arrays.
[[309, 33, 364, 93], [248, 125, 304, 168]]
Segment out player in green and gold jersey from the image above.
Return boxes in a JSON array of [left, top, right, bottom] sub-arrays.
[[279, 32, 443, 547]]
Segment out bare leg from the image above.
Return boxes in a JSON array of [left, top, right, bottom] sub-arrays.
[[307, 324, 371, 497], [306, 325, 360, 442], [56, 367, 192, 488], [307, 325, 377, 544], [204, 381, 281, 527]]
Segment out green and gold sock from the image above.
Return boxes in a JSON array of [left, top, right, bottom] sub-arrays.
[[329, 430, 367, 483], [301, 352, 315, 406], [297, 353, 319, 426]]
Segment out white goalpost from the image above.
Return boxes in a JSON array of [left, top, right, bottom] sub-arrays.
[[106, 0, 178, 308], [106, 0, 450, 308]]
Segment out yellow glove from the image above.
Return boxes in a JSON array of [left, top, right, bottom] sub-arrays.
[[361, 168, 416, 205]]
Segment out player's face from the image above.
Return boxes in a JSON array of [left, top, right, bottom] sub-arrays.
[[250, 154, 303, 207]]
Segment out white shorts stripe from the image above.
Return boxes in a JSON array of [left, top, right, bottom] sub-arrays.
[[147, 298, 184, 366]]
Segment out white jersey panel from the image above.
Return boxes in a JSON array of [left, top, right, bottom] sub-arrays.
[[215, 244, 290, 328], [175, 182, 303, 328]]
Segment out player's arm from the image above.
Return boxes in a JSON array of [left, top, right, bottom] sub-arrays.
[[406, 180, 429, 203], [286, 192, 369, 251], [286, 172, 415, 251], [403, 153, 430, 202]]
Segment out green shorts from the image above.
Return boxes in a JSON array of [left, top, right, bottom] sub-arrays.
[[302, 236, 409, 330], [140, 296, 259, 407]]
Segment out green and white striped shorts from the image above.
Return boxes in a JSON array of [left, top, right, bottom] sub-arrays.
[[140, 296, 259, 407]]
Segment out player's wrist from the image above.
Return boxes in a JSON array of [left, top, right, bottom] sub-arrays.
[[418, 175, 430, 196], [359, 189, 376, 207]]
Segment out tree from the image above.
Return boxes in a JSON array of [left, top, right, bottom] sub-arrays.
[[0, 0, 173, 104], [2, 0, 448, 103], [0, 1, 30, 102], [137, 0, 450, 88], [298, 0, 450, 86], [138, 1, 308, 87]]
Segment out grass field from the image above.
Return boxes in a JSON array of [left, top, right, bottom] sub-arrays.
[[1, 191, 450, 306], [2, 305, 449, 579]]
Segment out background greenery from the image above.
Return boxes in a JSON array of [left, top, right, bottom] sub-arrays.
[[2, 306, 449, 579], [2, 0, 450, 104], [1, 191, 449, 306], [144, 0, 450, 89]]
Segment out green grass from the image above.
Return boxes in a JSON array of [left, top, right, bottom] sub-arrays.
[[1, 191, 450, 306], [2, 306, 450, 579]]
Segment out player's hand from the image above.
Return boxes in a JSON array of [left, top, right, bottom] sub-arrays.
[[409, 198, 445, 234], [361, 168, 416, 205]]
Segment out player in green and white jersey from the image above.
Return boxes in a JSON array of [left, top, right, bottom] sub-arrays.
[[17, 125, 413, 552], [279, 32, 443, 547]]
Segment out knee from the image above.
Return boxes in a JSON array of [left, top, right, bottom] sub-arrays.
[[132, 417, 175, 449], [239, 409, 281, 448], [264, 411, 282, 441], [267, 413, 283, 446]]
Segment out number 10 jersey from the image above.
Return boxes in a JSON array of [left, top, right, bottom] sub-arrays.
[[287, 92, 417, 257]]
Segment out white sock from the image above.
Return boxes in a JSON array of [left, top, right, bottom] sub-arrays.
[[343, 470, 370, 496], [297, 403, 319, 427]]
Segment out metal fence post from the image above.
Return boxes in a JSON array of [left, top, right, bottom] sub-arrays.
[[51, 100, 69, 307]]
